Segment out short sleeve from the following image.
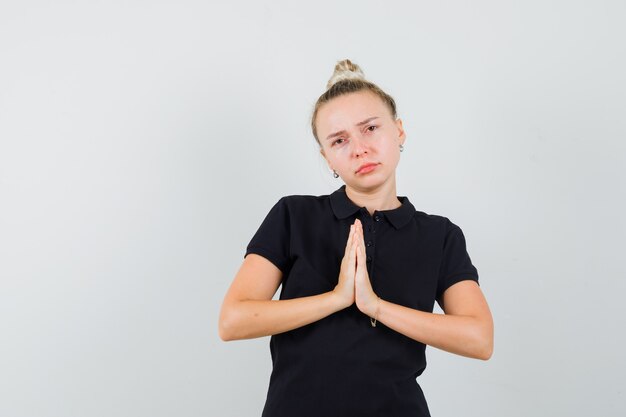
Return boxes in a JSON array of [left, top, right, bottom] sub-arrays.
[[244, 197, 292, 274], [436, 219, 479, 300]]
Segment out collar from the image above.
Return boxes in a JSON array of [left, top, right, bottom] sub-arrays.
[[329, 185, 415, 230]]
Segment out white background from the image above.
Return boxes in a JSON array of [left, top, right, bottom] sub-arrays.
[[1, 1, 625, 416]]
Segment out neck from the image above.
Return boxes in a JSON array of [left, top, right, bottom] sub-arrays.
[[344, 177, 401, 216]]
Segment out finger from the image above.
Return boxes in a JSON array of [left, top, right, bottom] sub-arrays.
[[348, 233, 357, 271], [352, 222, 359, 247], [356, 220, 365, 247], [349, 224, 356, 252], [356, 244, 366, 275], [355, 244, 367, 287], [353, 243, 361, 271], [344, 224, 354, 257], [352, 219, 360, 239]]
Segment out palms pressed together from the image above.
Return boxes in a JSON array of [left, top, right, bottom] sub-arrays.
[[335, 219, 379, 319]]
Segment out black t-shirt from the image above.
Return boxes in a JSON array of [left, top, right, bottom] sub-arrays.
[[245, 185, 479, 417]]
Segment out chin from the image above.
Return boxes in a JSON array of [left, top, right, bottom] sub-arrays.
[[348, 176, 388, 190]]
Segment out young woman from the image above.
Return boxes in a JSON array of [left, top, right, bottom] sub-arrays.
[[219, 59, 493, 417]]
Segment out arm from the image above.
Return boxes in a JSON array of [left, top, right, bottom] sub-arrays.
[[219, 225, 359, 341], [372, 281, 493, 360], [352, 219, 493, 360]]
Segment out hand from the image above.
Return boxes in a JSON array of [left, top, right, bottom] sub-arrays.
[[332, 223, 357, 309], [353, 219, 380, 318]]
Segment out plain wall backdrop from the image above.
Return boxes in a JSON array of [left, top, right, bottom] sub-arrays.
[[1, 1, 625, 416]]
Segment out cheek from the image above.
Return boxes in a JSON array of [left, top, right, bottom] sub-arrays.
[[331, 146, 351, 161], [324, 150, 346, 169], [382, 141, 401, 164]]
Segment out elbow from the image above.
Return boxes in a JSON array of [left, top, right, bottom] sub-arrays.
[[475, 324, 494, 361], [218, 300, 257, 341], [218, 306, 240, 342], [465, 338, 492, 361], [468, 320, 494, 360], [476, 340, 493, 361], [218, 320, 234, 342]]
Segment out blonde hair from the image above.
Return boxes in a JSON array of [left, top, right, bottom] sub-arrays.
[[311, 59, 398, 146]]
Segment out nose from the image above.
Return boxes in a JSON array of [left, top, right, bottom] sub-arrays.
[[351, 136, 368, 158]]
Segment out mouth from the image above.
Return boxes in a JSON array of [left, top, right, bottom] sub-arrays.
[[356, 163, 379, 175]]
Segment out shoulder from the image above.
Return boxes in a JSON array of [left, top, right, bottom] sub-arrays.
[[280, 191, 331, 204], [411, 209, 461, 234], [405, 207, 471, 249], [273, 192, 332, 213], [258, 193, 332, 225]]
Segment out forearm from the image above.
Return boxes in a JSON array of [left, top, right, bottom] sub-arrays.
[[219, 291, 344, 341], [375, 299, 493, 360]]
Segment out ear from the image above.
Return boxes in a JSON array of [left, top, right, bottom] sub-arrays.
[[395, 118, 406, 145]]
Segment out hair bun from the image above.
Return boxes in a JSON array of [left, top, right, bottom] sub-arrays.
[[326, 59, 366, 89]]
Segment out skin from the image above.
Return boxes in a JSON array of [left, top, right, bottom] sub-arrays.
[[219, 90, 494, 360]]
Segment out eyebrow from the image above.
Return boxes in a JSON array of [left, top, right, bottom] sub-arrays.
[[325, 117, 380, 142]]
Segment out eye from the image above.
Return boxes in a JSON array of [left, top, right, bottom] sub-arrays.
[[332, 138, 345, 146], [366, 125, 378, 132]]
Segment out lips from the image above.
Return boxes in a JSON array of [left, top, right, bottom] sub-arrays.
[[356, 163, 379, 174]]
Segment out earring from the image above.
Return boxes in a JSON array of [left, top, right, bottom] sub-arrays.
[[399, 144, 404, 152], [333, 170, 339, 178]]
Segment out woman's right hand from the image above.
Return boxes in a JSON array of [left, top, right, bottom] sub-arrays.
[[333, 223, 357, 309]]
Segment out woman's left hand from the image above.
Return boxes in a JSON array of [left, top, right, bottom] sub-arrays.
[[353, 219, 379, 318]]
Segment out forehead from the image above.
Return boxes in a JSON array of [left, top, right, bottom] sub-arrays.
[[316, 91, 390, 133]]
